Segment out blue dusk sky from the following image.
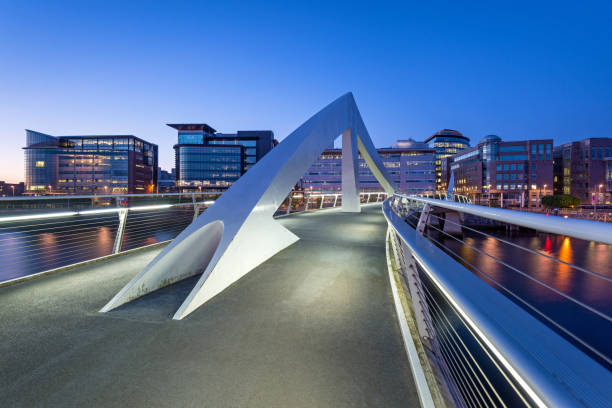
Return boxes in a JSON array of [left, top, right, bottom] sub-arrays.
[[1, 0, 611, 182]]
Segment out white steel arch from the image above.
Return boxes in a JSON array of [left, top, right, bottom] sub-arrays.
[[101, 92, 397, 319]]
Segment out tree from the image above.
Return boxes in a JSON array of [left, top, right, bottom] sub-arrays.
[[541, 194, 580, 208]]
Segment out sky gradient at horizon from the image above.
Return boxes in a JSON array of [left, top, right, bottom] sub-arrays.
[[1, 1, 611, 183]]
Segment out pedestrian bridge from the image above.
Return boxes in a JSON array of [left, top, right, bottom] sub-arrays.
[[0, 204, 422, 407], [2, 92, 612, 407], [3, 197, 612, 407]]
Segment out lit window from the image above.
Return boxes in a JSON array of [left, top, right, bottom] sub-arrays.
[[35, 161, 45, 167]]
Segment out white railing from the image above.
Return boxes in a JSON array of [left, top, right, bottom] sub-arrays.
[[0, 193, 214, 285], [0, 191, 387, 285], [293, 191, 387, 213], [399, 194, 612, 245], [385, 194, 612, 407], [415, 192, 473, 203]]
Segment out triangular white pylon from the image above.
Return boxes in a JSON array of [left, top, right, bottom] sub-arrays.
[[100, 92, 397, 319]]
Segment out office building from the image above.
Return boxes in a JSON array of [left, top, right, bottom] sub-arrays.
[[553, 138, 612, 204], [299, 139, 435, 194], [0, 181, 24, 197], [424, 129, 470, 192], [169, 124, 274, 191], [445, 135, 553, 207], [158, 168, 176, 192], [24, 130, 158, 194]]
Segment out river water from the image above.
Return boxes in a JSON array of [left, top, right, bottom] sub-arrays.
[[432, 227, 612, 367], [0, 207, 194, 282]]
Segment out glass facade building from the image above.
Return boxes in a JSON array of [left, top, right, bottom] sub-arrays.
[[168, 124, 274, 190], [176, 145, 243, 187], [424, 129, 470, 192], [299, 139, 436, 194], [24, 130, 158, 194]]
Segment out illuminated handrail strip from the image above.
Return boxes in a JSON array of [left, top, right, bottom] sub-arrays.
[[397, 193, 612, 245], [383, 198, 612, 407], [400, 209, 612, 366], [0, 192, 369, 285], [0, 192, 219, 202], [424, 211, 612, 284], [0, 203, 200, 223]]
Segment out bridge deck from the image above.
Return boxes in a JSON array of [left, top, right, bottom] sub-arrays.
[[0, 204, 419, 407]]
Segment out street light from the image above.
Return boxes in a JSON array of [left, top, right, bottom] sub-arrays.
[[596, 184, 603, 212]]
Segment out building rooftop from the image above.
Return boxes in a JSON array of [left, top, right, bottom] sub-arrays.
[[392, 139, 430, 149], [167, 124, 217, 133], [479, 134, 502, 144], [424, 129, 470, 144]]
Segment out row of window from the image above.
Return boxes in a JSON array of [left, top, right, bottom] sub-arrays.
[[179, 172, 241, 180], [303, 180, 403, 185], [307, 170, 435, 176], [178, 158, 242, 165], [496, 173, 535, 181], [59, 138, 154, 153], [59, 170, 128, 175], [590, 146, 611, 160], [58, 179, 128, 184], [208, 139, 258, 148], [496, 163, 525, 171], [499, 145, 525, 152], [495, 184, 542, 190], [433, 142, 467, 148]]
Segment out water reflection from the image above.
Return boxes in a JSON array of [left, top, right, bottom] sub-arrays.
[[437, 228, 612, 363], [0, 207, 195, 282]]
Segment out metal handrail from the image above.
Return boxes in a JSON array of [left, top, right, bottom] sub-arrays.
[[383, 198, 612, 407], [0, 191, 219, 201], [397, 194, 612, 245], [424, 211, 612, 284], [0, 191, 383, 285]]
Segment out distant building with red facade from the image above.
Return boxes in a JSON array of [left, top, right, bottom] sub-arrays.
[[444, 135, 553, 208], [553, 138, 612, 204]]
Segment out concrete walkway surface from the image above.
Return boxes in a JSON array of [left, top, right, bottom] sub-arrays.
[[0, 205, 419, 407]]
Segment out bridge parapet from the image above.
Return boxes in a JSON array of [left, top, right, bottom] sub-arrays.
[[384, 194, 612, 407], [0, 191, 386, 286]]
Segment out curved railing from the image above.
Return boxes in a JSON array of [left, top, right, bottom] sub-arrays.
[[384, 194, 612, 407], [0, 191, 387, 285]]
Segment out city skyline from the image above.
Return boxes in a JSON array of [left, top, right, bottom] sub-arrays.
[[2, 1, 612, 183]]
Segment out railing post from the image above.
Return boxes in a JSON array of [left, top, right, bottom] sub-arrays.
[[192, 193, 200, 221], [389, 231, 434, 347], [320, 194, 325, 209], [305, 195, 310, 211], [333, 194, 339, 207], [416, 203, 431, 235], [286, 195, 293, 215], [113, 209, 128, 254]]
